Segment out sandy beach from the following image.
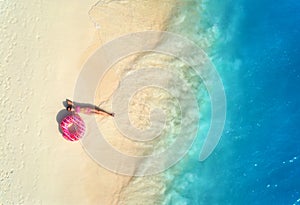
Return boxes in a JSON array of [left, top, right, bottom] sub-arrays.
[[0, 0, 177, 204]]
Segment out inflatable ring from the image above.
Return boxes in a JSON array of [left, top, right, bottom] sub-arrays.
[[60, 114, 86, 141]]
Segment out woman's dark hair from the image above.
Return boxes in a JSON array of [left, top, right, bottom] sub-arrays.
[[66, 106, 72, 111]]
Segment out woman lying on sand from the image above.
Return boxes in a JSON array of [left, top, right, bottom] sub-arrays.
[[66, 99, 114, 117]]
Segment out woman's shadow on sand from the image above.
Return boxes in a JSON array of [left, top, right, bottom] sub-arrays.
[[56, 109, 70, 134], [56, 100, 71, 134]]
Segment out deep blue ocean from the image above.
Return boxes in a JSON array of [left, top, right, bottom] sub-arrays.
[[165, 0, 300, 204]]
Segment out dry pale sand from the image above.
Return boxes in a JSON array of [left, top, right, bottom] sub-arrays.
[[0, 0, 177, 204]]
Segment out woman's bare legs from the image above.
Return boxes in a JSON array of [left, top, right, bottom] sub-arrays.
[[90, 109, 114, 117]]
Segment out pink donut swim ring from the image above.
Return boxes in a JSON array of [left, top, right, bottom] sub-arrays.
[[60, 114, 86, 141]]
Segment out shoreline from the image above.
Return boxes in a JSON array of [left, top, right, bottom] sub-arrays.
[[84, 0, 179, 204]]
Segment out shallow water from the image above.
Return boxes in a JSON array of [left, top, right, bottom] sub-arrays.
[[164, 0, 300, 204]]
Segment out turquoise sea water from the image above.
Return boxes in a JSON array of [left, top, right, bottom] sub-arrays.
[[165, 0, 300, 204]]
